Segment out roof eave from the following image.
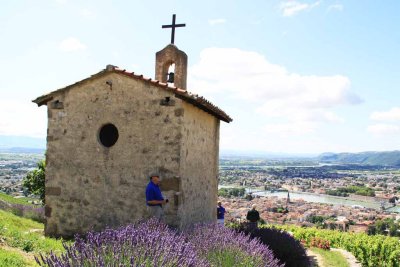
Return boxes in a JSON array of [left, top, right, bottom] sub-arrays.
[[174, 93, 232, 123], [32, 95, 53, 106], [31, 66, 233, 122]]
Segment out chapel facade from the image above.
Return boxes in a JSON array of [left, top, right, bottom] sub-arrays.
[[33, 41, 232, 237]]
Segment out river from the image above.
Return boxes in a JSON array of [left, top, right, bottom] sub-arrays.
[[219, 185, 400, 213], [255, 191, 400, 213]]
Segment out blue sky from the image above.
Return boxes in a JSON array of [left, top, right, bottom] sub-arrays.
[[1, 0, 399, 153]]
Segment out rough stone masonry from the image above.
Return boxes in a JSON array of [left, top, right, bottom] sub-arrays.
[[33, 43, 232, 237]]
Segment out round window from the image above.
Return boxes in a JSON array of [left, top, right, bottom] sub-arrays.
[[99, 124, 119, 147]]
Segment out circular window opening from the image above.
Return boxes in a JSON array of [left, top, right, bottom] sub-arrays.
[[99, 123, 119, 147]]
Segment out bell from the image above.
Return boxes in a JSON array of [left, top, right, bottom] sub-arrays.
[[167, 72, 174, 83]]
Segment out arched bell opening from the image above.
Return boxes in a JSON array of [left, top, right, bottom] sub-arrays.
[[161, 60, 175, 85], [167, 63, 176, 84]]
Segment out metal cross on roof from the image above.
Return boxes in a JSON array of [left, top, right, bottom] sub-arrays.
[[162, 14, 186, 44]]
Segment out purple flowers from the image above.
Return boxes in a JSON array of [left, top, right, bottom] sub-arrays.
[[0, 199, 45, 223], [188, 223, 284, 267], [36, 219, 283, 267]]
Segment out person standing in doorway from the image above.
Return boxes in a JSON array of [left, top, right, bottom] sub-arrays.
[[217, 201, 226, 226], [146, 173, 168, 221]]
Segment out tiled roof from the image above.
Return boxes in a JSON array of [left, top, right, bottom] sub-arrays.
[[32, 65, 232, 123]]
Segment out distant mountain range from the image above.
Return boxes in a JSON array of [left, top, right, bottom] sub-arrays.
[[0, 135, 45, 149], [0, 147, 45, 154], [318, 151, 400, 166], [220, 149, 318, 159], [1, 135, 400, 166], [0, 135, 45, 154]]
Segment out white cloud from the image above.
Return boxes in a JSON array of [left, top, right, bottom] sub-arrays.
[[251, 17, 265, 25], [328, 4, 344, 11], [264, 121, 317, 135], [80, 8, 96, 19], [58, 37, 87, 52], [368, 108, 400, 136], [367, 124, 400, 135], [189, 47, 359, 135], [370, 107, 400, 121], [129, 63, 141, 73], [208, 19, 226, 26], [280, 1, 320, 17], [0, 100, 47, 138], [220, 123, 359, 153]]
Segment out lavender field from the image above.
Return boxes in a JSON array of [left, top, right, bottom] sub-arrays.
[[0, 196, 45, 223], [36, 219, 284, 267]]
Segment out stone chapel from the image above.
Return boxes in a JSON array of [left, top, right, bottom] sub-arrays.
[[33, 16, 232, 237]]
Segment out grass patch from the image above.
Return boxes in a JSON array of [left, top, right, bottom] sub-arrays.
[[311, 248, 350, 267], [207, 248, 262, 267], [0, 209, 66, 254], [0, 247, 36, 267], [0, 192, 37, 206]]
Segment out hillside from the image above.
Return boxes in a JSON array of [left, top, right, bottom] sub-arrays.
[[0, 209, 65, 267], [318, 151, 400, 166], [0, 194, 392, 267]]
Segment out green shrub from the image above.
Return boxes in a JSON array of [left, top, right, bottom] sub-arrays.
[[23, 160, 45, 204], [270, 224, 400, 267], [218, 187, 246, 198], [236, 226, 309, 267]]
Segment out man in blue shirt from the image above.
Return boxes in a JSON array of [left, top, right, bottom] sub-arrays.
[[217, 201, 226, 226], [146, 173, 168, 220]]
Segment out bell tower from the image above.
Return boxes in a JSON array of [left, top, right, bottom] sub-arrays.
[[155, 45, 187, 89], [156, 14, 187, 90]]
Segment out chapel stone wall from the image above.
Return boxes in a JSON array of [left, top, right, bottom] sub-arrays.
[[178, 102, 220, 227], [44, 72, 185, 237]]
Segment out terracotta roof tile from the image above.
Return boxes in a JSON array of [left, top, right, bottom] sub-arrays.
[[33, 65, 232, 123]]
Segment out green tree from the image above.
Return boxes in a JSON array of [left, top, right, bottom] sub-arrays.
[[218, 187, 246, 198], [389, 224, 398, 237], [23, 160, 45, 204], [367, 225, 377, 235]]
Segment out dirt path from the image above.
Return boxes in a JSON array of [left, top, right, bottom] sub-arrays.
[[307, 248, 361, 267], [331, 248, 362, 267], [25, 228, 44, 234], [306, 249, 325, 267]]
